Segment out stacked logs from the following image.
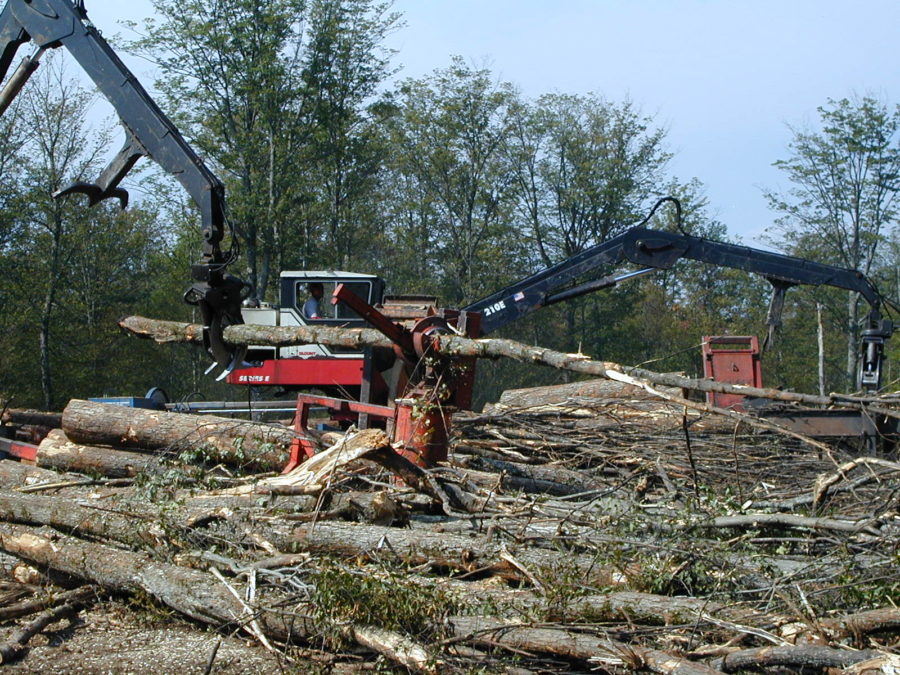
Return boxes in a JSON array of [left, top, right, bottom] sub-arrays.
[[0, 389, 896, 671], [33, 399, 293, 476]]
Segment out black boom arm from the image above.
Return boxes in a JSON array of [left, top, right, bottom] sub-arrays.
[[0, 0, 246, 376], [465, 218, 893, 391]]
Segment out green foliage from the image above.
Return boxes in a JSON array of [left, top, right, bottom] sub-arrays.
[[1, 4, 895, 409], [765, 96, 900, 389], [380, 58, 523, 303], [132, 0, 400, 301], [312, 564, 454, 647]]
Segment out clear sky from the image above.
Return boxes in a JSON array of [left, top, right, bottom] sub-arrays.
[[77, 0, 900, 245]]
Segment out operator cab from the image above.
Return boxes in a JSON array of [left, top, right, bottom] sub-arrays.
[[280, 271, 384, 324], [238, 271, 385, 365]]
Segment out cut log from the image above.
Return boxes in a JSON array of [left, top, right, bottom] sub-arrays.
[[0, 408, 62, 429], [0, 460, 80, 490], [284, 521, 617, 585], [820, 607, 900, 640], [61, 399, 292, 472], [0, 586, 96, 664], [0, 523, 444, 669], [496, 377, 684, 408], [450, 615, 724, 674], [715, 645, 883, 672], [0, 523, 308, 642], [36, 429, 175, 478], [119, 315, 900, 418], [0, 585, 96, 622], [0, 493, 169, 548], [453, 455, 605, 497]]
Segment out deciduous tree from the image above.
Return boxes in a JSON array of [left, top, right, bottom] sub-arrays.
[[764, 96, 900, 388]]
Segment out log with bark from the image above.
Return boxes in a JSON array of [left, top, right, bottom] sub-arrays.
[[0, 522, 305, 641], [0, 407, 62, 429], [494, 377, 686, 408], [118, 315, 900, 418], [0, 585, 97, 664], [36, 429, 177, 478], [61, 399, 292, 471], [449, 615, 724, 675]]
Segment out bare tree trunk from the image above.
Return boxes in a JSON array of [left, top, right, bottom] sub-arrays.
[[846, 290, 860, 389], [39, 212, 64, 411], [816, 302, 826, 397]]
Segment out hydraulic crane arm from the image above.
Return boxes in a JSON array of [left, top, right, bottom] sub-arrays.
[[0, 0, 246, 376], [465, 203, 894, 391]]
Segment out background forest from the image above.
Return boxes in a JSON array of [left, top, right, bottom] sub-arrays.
[[0, 0, 898, 411]]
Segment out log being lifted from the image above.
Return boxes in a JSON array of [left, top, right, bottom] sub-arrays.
[[61, 400, 292, 472], [118, 316, 900, 416]]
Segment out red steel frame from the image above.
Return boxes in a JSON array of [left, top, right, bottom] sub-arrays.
[[0, 437, 38, 462], [702, 336, 763, 411], [227, 357, 370, 388], [285, 394, 395, 473]]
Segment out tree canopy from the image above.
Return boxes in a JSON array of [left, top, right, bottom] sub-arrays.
[[0, 5, 895, 408]]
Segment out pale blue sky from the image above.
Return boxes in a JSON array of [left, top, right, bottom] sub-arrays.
[[77, 0, 900, 245]]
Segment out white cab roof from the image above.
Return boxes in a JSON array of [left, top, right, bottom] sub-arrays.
[[280, 271, 379, 280]]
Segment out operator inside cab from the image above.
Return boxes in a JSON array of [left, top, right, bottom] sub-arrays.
[[303, 282, 325, 319]]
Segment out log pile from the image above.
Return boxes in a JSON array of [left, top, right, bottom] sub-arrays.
[[0, 388, 897, 673]]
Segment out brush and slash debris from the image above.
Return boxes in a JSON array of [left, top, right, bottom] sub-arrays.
[[0, 323, 897, 673]]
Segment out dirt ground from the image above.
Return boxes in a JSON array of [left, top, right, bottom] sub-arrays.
[[1, 601, 294, 674]]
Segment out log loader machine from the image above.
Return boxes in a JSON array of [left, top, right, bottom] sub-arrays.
[[229, 197, 896, 403], [0, 0, 247, 379], [0, 1, 894, 467], [225, 197, 897, 466]]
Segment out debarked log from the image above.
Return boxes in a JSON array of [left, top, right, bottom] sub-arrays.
[[37, 429, 176, 478], [61, 399, 292, 471]]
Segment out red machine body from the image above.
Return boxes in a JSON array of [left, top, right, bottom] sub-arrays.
[[702, 336, 763, 411]]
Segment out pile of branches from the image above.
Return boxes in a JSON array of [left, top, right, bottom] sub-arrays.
[[0, 393, 897, 673]]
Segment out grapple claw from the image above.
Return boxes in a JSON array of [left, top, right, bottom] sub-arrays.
[[185, 274, 249, 378]]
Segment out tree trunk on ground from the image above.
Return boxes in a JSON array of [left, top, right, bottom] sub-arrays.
[[61, 399, 292, 472], [716, 644, 882, 673], [450, 615, 723, 674], [0, 522, 307, 642], [285, 520, 616, 584], [37, 429, 174, 478], [453, 455, 605, 497], [0, 586, 96, 664], [496, 377, 683, 408], [0, 460, 81, 490]]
